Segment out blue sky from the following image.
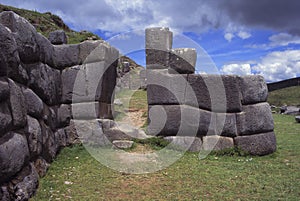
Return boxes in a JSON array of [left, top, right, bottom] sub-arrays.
[[1, 0, 300, 82]]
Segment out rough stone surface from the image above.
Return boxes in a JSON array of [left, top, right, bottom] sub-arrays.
[[164, 136, 202, 152], [40, 123, 57, 162], [98, 102, 114, 119], [23, 88, 44, 119], [71, 119, 110, 146], [53, 44, 79, 68], [0, 132, 30, 183], [8, 79, 27, 128], [64, 120, 80, 145], [54, 128, 67, 151], [112, 140, 134, 149], [147, 70, 187, 105], [296, 116, 300, 123], [12, 163, 39, 201], [27, 63, 61, 106], [186, 74, 242, 112], [202, 135, 234, 151], [48, 30, 68, 45], [72, 102, 99, 120], [146, 27, 172, 68], [239, 75, 268, 105], [57, 104, 72, 127], [42, 105, 57, 131], [33, 157, 50, 177], [0, 102, 12, 137], [234, 132, 277, 156], [169, 48, 196, 74], [0, 78, 9, 102], [148, 105, 213, 136], [0, 11, 40, 64], [237, 103, 274, 135], [26, 116, 42, 157], [215, 113, 237, 137]]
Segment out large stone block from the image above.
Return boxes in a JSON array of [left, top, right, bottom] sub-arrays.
[[8, 79, 27, 128], [36, 33, 55, 67], [234, 132, 276, 155], [43, 105, 58, 131], [0, 11, 40, 64], [186, 74, 242, 113], [148, 105, 213, 136], [202, 135, 234, 151], [26, 116, 42, 158], [145, 27, 173, 51], [215, 113, 237, 137], [27, 63, 61, 106], [72, 102, 99, 120], [164, 136, 202, 152], [53, 44, 80, 69], [0, 78, 9, 102], [169, 48, 196, 74], [237, 103, 274, 135], [82, 41, 119, 65], [48, 30, 68, 45], [23, 88, 44, 119], [0, 102, 12, 137], [62, 61, 116, 104], [147, 70, 187, 105], [239, 75, 268, 105], [71, 119, 111, 146], [0, 24, 21, 78], [146, 27, 173, 68], [0, 132, 30, 183]]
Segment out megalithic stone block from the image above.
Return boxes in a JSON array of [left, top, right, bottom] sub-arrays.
[[236, 102, 274, 135], [169, 48, 196, 74], [238, 75, 268, 105], [186, 74, 242, 113], [234, 132, 276, 156], [147, 105, 214, 137], [147, 69, 187, 105], [145, 27, 173, 69]]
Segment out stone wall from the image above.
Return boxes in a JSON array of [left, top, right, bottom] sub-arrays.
[[0, 11, 118, 200], [146, 27, 276, 155]]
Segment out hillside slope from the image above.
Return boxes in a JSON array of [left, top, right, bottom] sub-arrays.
[[268, 86, 300, 106]]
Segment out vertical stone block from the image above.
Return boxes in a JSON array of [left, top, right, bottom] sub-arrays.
[[169, 48, 196, 74]]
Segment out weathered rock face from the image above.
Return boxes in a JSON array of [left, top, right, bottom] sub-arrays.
[[146, 27, 276, 156], [0, 11, 119, 200], [48, 30, 68, 45]]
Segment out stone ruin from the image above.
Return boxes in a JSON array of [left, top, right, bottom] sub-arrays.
[[0, 11, 277, 199], [146, 27, 277, 155], [0, 11, 120, 200]]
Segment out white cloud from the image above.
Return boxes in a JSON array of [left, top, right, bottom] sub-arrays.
[[269, 33, 300, 46], [221, 63, 252, 75], [221, 50, 300, 82], [224, 33, 234, 42], [252, 50, 300, 82], [237, 31, 251, 39]]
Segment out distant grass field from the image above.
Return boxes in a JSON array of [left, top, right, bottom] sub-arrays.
[[268, 86, 300, 106], [32, 114, 300, 200]]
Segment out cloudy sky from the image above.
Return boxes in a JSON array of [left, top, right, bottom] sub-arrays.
[[1, 0, 300, 82]]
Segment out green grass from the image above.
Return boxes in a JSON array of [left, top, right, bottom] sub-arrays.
[[32, 114, 300, 200], [268, 86, 300, 106]]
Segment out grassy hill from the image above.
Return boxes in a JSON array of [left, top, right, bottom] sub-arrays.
[[0, 4, 101, 44], [268, 86, 300, 106]]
